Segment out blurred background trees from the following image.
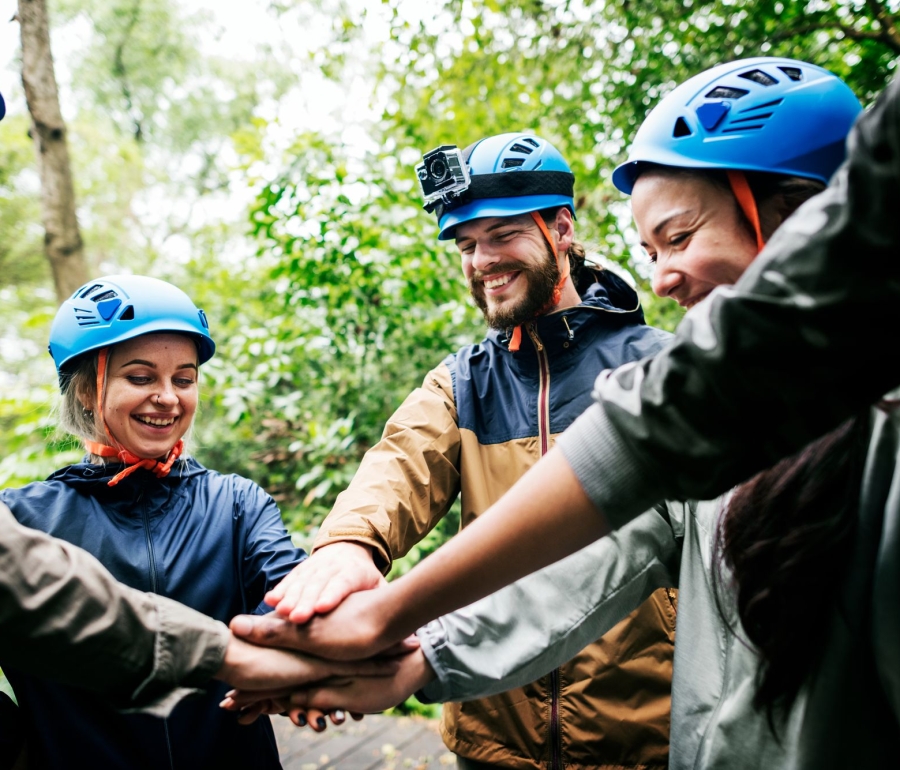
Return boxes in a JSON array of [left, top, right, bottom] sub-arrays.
[[1, 0, 898, 556]]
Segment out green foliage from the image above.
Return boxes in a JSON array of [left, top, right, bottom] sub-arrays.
[[211, 133, 481, 527], [3, 0, 899, 547], [0, 115, 46, 292]]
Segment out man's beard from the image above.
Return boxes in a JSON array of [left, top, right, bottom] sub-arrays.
[[468, 246, 560, 330]]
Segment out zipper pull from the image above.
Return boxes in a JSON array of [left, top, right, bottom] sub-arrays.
[[562, 316, 574, 341], [526, 322, 543, 351]]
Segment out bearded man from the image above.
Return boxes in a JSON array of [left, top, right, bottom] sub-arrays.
[[271, 133, 677, 770]]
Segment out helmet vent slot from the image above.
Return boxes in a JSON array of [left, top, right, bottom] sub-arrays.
[[779, 66, 803, 81], [509, 143, 535, 154], [74, 311, 100, 327], [118, 305, 135, 321], [77, 284, 103, 299], [673, 117, 692, 137], [738, 69, 778, 87], [730, 112, 773, 124], [706, 86, 748, 100], [523, 138, 539, 148], [739, 98, 783, 112], [501, 158, 526, 168], [90, 290, 118, 303], [722, 124, 764, 133]]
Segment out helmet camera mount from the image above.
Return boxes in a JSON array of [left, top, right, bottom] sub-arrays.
[[416, 145, 472, 213]]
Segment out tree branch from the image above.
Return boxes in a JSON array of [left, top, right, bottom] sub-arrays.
[[769, 18, 900, 54], [111, 0, 144, 142], [864, 0, 900, 53]]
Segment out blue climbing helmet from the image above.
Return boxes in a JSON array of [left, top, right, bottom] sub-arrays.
[[612, 57, 862, 194], [415, 132, 576, 240], [49, 275, 216, 378], [0, 90, 6, 122]]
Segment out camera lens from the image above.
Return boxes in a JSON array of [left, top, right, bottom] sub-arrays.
[[429, 158, 448, 182]]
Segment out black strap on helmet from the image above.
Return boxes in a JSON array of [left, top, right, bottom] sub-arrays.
[[427, 170, 575, 217]]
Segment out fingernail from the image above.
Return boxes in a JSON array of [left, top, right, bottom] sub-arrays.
[[334, 710, 346, 721], [316, 716, 326, 729], [230, 615, 252, 635], [225, 689, 237, 698], [297, 714, 307, 726]]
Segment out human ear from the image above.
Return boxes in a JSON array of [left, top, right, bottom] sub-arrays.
[[554, 207, 575, 252], [75, 383, 96, 413]]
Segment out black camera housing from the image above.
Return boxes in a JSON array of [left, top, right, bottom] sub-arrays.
[[416, 145, 471, 207]]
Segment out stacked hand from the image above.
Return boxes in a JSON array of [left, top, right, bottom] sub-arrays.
[[217, 543, 436, 728]]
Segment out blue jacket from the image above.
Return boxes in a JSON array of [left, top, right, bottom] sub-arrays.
[[0, 458, 305, 770]]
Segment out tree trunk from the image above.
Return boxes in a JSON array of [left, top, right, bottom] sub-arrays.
[[18, 0, 87, 304]]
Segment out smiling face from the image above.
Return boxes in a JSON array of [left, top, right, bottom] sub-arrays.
[[93, 333, 199, 460], [455, 208, 575, 328], [632, 169, 758, 309]]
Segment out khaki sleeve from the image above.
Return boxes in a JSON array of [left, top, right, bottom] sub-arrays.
[[0, 503, 228, 716], [313, 363, 460, 572]]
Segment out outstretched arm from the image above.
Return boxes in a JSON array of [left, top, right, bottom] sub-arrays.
[[265, 365, 461, 624], [0, 502, 226, 714]]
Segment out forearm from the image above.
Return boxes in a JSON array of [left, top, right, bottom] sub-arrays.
[[378, 448, 610, 643], [417, 506, 679, 703], [0, 504, 227, 713]]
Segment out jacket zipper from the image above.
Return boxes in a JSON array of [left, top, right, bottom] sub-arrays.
[[139, 484, 175, 770], [526, 322, 562, 770]]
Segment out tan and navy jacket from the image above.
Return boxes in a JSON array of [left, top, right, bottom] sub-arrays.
[[314, 269, 676, 769]]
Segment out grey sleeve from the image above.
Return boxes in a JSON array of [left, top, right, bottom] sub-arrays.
[[416, 506, 681, 703], [0, 503, 228, 716], [559, 73, 900, 530]]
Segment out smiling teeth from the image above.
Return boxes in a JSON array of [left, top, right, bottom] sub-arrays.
[[484, 274, 513, 289], [136, 416, 176, 426]]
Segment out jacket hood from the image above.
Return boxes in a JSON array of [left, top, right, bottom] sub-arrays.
[[576, 267, 643, 316], [47, 456, 207, 493], [485, 267, 647, 353]]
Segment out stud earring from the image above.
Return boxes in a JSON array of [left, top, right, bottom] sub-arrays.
[[82, 408, 93, 419]]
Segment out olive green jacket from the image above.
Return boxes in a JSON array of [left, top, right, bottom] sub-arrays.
[[0, 502, 227, 716]]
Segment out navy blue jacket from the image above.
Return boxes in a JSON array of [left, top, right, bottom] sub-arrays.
[[0, 458, 305, 770]]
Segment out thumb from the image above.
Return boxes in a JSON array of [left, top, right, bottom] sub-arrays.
[[230, 614, 307, 649]]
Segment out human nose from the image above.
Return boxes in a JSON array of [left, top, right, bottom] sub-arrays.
[[651, 258, 683, 299], [469, 241, 501, 275], [155, 381, 179, 408]]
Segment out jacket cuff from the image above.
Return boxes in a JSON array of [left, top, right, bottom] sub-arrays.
[[311, 533, 391, 574], [556, 404, 662, 530], [414, 622, 452, 704], [124, 595, 229, 717]]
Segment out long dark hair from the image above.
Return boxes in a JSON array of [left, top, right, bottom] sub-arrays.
[[715, 415, 868, 723], [706, 167, 860, 724]]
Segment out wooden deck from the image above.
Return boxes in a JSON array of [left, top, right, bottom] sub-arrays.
[[273, 713, 454, 769]]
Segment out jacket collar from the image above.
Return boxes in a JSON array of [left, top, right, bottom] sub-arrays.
[[48, 455, 206, 491]]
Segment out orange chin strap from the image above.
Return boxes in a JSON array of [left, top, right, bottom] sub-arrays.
[[726, 170, 766, 254], [83, 347, 183, 488], [507, 211, 571, 353]]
